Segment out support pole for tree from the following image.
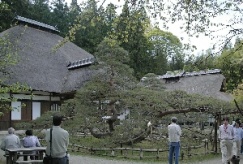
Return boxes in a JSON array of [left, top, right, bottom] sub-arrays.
[[214, 115, 217, 153], [214, 113, 221, 153]]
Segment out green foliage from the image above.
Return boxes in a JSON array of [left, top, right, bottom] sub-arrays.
[[216, 40, 243, 91], [56, 36, 234, 142], [72, 135, 114, 148], [122, 0, 243, 58], [183, 49, 217, 72], [140, 73, 165, 90], [0, 35, 18, 71], [94, 38, 136, 88], [16, 111, 54, 130], [233, 82, 243, 109], [108, 121, 143, 144], [144, 26, 186, 75], [59, 39, 138, 138], [26, 0, 51, 25], [111, 2, 151, 79], [69, 0, 110, 53], [61, 75, 234, 145], [0, 0, 31, 32], [0, 1, 11, 32], [49, 0, 70, 37]]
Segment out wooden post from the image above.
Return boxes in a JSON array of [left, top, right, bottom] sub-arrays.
[[104, 145, 107, 156], [187, 144, 189, 157], [204, 139, 208, 154], [181, 151, 184, 160], [120, 143, 123, 155], [71, 143, 74, 152], [90, 147, 93, 155], [156, 148, 159, 159], [214, 113, 221, 153], [111, 148, 115, 157], [139, 148, 143, 160], [124, 148, 128, 158]]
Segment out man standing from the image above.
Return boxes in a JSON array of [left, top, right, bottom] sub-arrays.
[[219, 117, 234, 164], [233, 120, 243, 158], [45, 115, 69, 164], [0, 127, 21, 153], [168, 117, 182, 164]]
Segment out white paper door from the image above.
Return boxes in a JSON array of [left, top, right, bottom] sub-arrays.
[[32, 102, 41, 120]]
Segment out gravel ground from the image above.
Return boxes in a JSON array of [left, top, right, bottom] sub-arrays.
[[68, 154, 243, 164]]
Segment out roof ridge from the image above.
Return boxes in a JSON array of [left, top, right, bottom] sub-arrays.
[[15, 15, 60, 33]]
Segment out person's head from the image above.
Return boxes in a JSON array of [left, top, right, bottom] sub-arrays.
[[235, 120, 241, 127], [8, 127, 15, 134], [25, 130, 33, 136], [223, 117, 229, 125], [53, 115, 63, 126], [171, 117, 177, 123], [235, 118, 240, 122]]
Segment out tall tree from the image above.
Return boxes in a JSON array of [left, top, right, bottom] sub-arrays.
[[1, 0, 30, 17], [183, 49, 217, 72], [0, 0, 31, 32], [145, 27, 184, 74], [0, 1, 11, 32], [50, 0, 70, 36], [72, 0, 108, 53], [27, 0, 51, 24], [104, 3, 117, 36], [112, 1, 151, 79], [216, 39, 243, 91]]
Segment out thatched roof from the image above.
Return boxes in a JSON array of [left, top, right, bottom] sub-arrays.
[[159, 70, 233, 102], [0, 24, 94, 94]]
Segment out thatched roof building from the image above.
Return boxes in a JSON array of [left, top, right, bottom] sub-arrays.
[[1, 16, 94, 94], [0, 16, 95, 129], [158, 69, 233, 102]]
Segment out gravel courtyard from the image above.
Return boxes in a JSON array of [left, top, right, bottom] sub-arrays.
[[69, 154, 243, 164]]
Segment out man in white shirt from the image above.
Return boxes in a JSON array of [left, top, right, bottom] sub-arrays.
[[45, 115, 69, 164], [219, 117, 234, 164], [168, 117, 182, 164], [233, 120, 243, 158]]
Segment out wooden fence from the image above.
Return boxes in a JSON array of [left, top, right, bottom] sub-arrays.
[[69, 139, 209, 160]]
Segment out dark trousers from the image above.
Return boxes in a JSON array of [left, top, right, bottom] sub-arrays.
[[51, 156, 68, 164]]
